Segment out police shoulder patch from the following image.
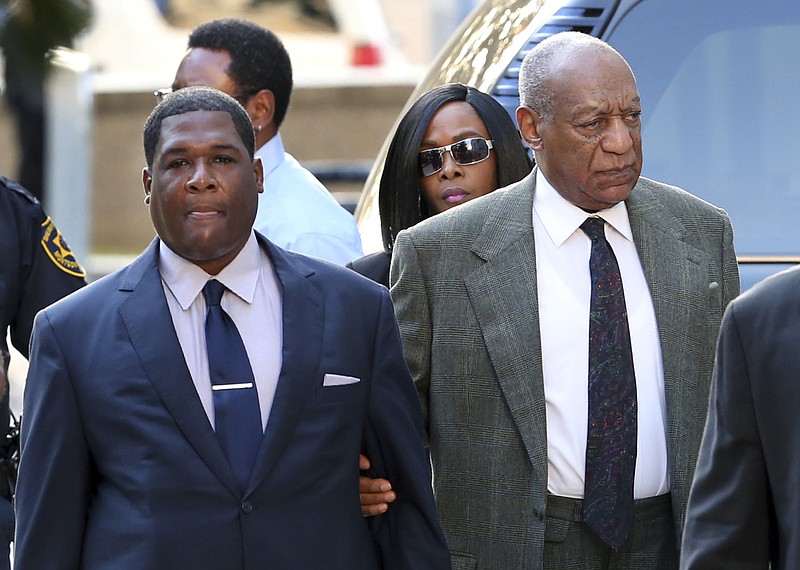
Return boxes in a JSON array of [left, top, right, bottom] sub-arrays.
[[40, 217, 87, 278]]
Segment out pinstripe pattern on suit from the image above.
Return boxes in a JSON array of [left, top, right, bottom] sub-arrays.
[[390, 169, 739, 569]]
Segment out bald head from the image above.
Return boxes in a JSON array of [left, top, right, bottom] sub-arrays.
[[518, 32, 636, 118]]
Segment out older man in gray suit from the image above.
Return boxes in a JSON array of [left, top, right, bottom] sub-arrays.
[[378, 32, 739, 570]]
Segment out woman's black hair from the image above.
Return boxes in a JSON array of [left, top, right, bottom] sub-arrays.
[[378, 83, 531, 252]]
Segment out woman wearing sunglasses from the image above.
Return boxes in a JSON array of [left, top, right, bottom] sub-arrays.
[[349, 83, 532, 286]]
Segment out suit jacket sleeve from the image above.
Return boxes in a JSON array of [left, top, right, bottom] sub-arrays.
[[680, 301, 772, 569], [720, 211, 739, 310], [388, 231, 433, 441], [15, 310, 91, 570], [362, 288, 450, 570]]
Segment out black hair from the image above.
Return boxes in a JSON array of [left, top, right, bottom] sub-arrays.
[[188, 18, 293, 129], [143, 86, 255, 167], [378, 83, 532, 251]]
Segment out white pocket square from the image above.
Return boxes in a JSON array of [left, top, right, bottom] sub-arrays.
[[323, 374, 361, 386]]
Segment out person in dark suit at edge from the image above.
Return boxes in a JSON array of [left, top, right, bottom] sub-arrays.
[[681, 264, 800, 569]]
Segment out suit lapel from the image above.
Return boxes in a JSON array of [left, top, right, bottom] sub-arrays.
[[463, 173, 548, 482], [117, 241, 240, 497], [627, 181, 711, 477], [457, 175, 710, 502], [246, 237, 324, 492], [628, 181, 709, 383]]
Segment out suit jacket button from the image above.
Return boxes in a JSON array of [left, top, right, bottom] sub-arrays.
[[533, 509, 544, 521], [241, 501, 253, 514]]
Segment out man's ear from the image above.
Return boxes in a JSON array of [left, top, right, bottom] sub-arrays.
[[142, 167, 153, 204], [253, 156, 264, 194], [516, 106, 544, 152], [250, 89, 276, 133]]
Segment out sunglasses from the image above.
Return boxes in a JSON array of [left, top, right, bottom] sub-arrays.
[[418, 137, 494, 177], [153, 87, 260, 107]]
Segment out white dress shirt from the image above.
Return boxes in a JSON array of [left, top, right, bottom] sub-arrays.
[[158, 232, 283, 430], [533, 169, 669, 499], [253, 133, 363, 265]]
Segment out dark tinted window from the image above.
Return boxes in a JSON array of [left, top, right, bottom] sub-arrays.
[[607, 0, 800, 257]]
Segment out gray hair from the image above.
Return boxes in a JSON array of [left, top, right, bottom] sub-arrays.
[[518, 32, 628, 118]]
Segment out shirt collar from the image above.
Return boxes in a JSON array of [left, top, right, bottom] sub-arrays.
[[533, 169, 634, 247], [254, 132, 285, 177], [158, 231, 262, 310]]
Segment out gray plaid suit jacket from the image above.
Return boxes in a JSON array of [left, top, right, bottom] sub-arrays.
[[390, 170, 739, 570]]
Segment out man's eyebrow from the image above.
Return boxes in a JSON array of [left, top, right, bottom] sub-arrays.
[[159, 145, 188, 156], [575, 96, 642, 117], [160, 142, 241, 155]]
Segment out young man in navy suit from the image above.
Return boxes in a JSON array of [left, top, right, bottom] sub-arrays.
[[14, 86, 449, 570]]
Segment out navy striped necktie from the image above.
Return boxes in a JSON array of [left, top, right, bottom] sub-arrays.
[[203, 279, 262, 490], [579, 217, 637, 549]]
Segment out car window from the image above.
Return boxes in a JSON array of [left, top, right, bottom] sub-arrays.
[[607, 0, 800, 257]]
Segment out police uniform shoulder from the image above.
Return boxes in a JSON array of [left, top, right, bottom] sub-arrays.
[[0, 176, 87, 279], [0, 175, 40, 206]]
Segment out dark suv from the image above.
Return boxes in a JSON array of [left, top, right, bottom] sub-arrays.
[[355, 0, 800, 290]]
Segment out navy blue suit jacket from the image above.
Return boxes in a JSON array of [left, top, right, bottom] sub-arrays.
[[15, 234, 449, 569]]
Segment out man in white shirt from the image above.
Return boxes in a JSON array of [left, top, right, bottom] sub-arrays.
[[14, 86, 449, 569], [166, 18, 363, 265], [367, 31, 739, 569]]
